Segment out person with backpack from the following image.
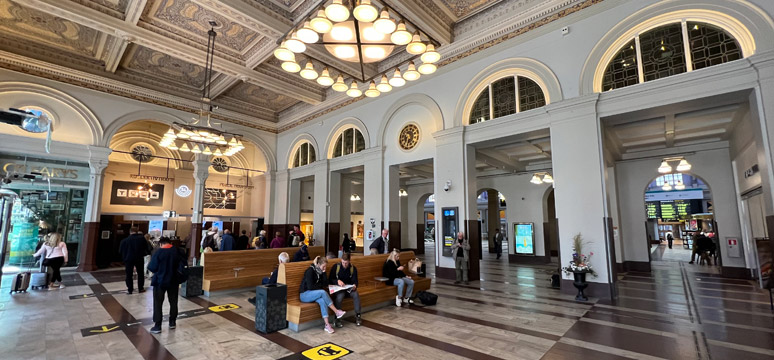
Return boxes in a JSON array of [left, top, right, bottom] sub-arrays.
[[201, 227, 218, 252], [329, 253, 362, 327], [147, 237, 186, 334], [299, 256, 346, 334]]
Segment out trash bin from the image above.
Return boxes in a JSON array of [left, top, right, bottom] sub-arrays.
[[180, 265, 203, 297], [255, 284, 287, 333]]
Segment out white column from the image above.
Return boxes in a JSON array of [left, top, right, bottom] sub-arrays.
[[313, 161, 329, 243], [84, 146, 111, 223], [191, 154, 210, 225], [362, 148, 383, 253], [550, 104, 613, 294], [751, 54, 774, 216]]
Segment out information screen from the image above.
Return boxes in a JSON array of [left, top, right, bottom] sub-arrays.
[[675, 200, 691, 217], [514, 223, 535, 255], [646, 202, 660, 219], [660, 201, 677, 220]]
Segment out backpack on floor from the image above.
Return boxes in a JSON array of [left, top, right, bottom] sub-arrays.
[[415, 291, 437, 306]]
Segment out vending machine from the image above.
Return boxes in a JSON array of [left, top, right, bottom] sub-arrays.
[[441, 207, 458, 257]]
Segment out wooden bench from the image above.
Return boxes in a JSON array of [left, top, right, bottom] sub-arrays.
[[202, 246, 324, 294], [278, 251, 430, 331]]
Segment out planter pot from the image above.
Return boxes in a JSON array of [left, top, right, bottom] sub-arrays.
[[572, 271, 589, 301]]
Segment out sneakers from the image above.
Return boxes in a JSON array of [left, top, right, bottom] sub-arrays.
[[150, 325, 162, 334], [334, 319, 343, 328], [324, 324, 335, 334], [169, 322, 176, 329], [334, 310, 346, 319], [58, 284, 65, 289], [404, 297, 414, 304], [356, 314, 362, 326], [395, 295, 402, 307]]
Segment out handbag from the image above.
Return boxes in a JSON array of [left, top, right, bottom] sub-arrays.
[[407, 259, 422, 274], [416, 291, 438, 306]]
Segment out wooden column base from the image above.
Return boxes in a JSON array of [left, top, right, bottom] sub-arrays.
[[76, 222, 100, 272]]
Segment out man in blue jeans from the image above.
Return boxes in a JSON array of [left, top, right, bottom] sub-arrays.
[[328, 253, 362, 327]]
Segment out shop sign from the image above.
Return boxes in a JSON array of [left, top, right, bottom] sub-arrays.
[[129, 174, 174, 182], [219, 182, 254, 190], [110, 180, 164, 206], [175, 185, 192, 197], [3, 162, 81, 179]]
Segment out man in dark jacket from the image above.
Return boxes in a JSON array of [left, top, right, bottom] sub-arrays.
[[236, 230, 249, 250], [369, 229, 389, 254], [329, 253, 361, 327], [293, 244, 310, 262], [147, 237, 185, 334], [219, 229, 235, 251], [119, 227, 151, 294]]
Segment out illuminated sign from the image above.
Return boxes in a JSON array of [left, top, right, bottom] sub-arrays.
[[660, 202, 676, 220], [3, 162, 79, 179], [175, 185, 192, 197], [514, 223, 535, 255]]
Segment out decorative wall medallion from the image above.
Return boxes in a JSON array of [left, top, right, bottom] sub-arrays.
[[130, 144, 153, 162], [398, 124, 420, 151], [175, 184, 192, 197], [212, 157, 229, 173]]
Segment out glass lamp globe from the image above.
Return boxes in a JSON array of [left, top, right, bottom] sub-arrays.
[[281, 61, 301, 73], [297, 22, 319, 43], [353, 0, 378, 22], [331, 75, 349, 92], [346, 82, 362, 97], [403, 62, 420, 81], [389, 68, 406, 87], [273, 41, 294, 61], [325, 0, 350, 22], [364, 81, 380, 97], [420, 44, 440, 63], [418, 63, 436, 74], [285, 32, 306, 53], [299, 61, 319, 80], [310, 10, 333, 33], [390, 21, 412, 45], [317, 67, 334, 86], [406, 32, 426, 55], [376, 74, 392, 92], [374, 9, 396, 34]]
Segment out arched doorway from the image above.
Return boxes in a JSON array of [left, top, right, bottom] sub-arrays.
[[477, 188, 507, 260], [415, 193, 435, 258], [543, 188, 559, 262], [643, 173, 718, 266]]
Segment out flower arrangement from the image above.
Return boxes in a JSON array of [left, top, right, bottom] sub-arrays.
[[562, 233, 597, 277]]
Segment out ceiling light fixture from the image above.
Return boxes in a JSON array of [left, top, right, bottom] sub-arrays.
[[160, 23, 243, 157], [662, 182, 672, 191], [676, 159, 692, 172], [346, 82, 362, 97], [364, 80, 380, 97], [529, 172, 554, 185], [350, 193, 361, 201], [675, 180, 685, 190], [542, 173, 554, 183], [658, 161, 672, 174], [273, 0, 441, 99], [399, 189, 408, 197], [530, 174, 543, 184]]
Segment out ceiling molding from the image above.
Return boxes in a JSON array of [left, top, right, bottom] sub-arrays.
[[0, 50, 279, 132], [389, 0, 454, 45], [21, 0, 325, 104]]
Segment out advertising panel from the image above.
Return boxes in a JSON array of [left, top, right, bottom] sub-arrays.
[[514, 223, 535, 255], [110, 181, 164, 206]]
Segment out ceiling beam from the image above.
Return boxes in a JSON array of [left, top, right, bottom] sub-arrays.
[[103, 0, 147, 73], [191, 0, 291, 38], [388, 0, 453, 45], [209, 74, 241, 99], [21, 0, 324, 104], [476, 150, 521, 173], [400, 167, 434, 179], [664, 114, 675, 148]]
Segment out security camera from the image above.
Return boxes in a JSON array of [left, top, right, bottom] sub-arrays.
[[443, 180, 451, 192]]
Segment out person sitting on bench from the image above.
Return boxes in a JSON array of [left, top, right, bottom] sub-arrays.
[[248, 252, 289, 305], [383, 249, 414, 307], [300, 256, 346, 334], [328, 253, 362, 327]]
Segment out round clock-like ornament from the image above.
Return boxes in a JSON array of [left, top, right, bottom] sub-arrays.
[[399, 124, 419, 150]]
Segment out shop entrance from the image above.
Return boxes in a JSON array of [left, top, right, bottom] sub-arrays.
[[644, 174, 718, 266], [476, 189, 508, 259]]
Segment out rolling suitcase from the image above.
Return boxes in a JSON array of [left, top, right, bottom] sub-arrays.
[[11, 271, 30, 294], [31, 264, 49, 290]]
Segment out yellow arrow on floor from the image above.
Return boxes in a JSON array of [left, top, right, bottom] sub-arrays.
[[90, 325, 119, 333]]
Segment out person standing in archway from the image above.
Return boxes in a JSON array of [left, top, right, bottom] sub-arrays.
[[666, 233, 674, 249], [493, 228, 503, 259]]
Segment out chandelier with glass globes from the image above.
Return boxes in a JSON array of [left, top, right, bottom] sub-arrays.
[[159, 21, 245, 157], [273, 0, 441, 98]]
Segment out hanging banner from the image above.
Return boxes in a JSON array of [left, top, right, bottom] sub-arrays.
[[9, 222, 38, 266]]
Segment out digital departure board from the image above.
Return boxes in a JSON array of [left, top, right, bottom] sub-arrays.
[[660, 201, 677, 220], [675, 200, 691, 217], [646, 202, 660, 219]]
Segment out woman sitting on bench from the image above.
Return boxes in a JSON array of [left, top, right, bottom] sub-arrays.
[[248, 252, 289, 305], [300, 256, 346, 334], [384, 249, 414, 307]]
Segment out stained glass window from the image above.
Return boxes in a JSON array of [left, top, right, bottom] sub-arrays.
[[469, 89, 490, 124], [640, 23, 687, 82], [293, 142, 317, 167], [602, 40, 639, 91], [492, 77, 517, 118], [309, 144, 316, 163], [355, 130, 365, 152], [333, 136, 343, 158], [688, 22, 742, 70], [343, 128, 354, 155], [299, 143, 308, 165], [518, 76, 546, 112]]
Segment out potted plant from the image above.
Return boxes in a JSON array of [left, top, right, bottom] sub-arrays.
[[562, 233, 597, 301]]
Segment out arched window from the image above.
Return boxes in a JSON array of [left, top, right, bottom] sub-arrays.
[[469, 75, 546, 124], [292, 141, 316, 168], [603, 21, 742, 91], [332, 127, 366, 158]]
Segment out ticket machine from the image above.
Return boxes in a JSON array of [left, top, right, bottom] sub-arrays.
[[441, 207, 458, 257]]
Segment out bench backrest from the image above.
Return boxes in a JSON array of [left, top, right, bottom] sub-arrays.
[[203, 246, 324, 279], [279, 251, 417, 302]]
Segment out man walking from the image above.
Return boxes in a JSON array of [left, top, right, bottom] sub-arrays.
[[493, 228, 503, 259], [369, 229, 389, 254], [147, 237, 185, 334], [119, 227, 151, 294]]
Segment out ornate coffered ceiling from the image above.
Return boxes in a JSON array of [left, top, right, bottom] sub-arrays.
[[0, 0, 598, 133]]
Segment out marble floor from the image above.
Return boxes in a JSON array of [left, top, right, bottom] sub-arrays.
[[1, 243, 772, 360]]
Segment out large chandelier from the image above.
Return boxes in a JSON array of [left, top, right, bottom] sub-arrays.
[[273, 0, 441, 98], [160, 21, 244, 157]]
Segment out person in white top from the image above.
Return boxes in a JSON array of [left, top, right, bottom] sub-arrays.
[[33, 233, 68, 289]]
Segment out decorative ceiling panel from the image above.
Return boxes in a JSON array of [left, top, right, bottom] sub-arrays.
[[68, 0, 129, 18], [142, 0, 262, 54], [221, 82, 298, 113], [121, 44, 208, 90], [0, 0, 103, 58], [437, 0, 503, 19]]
